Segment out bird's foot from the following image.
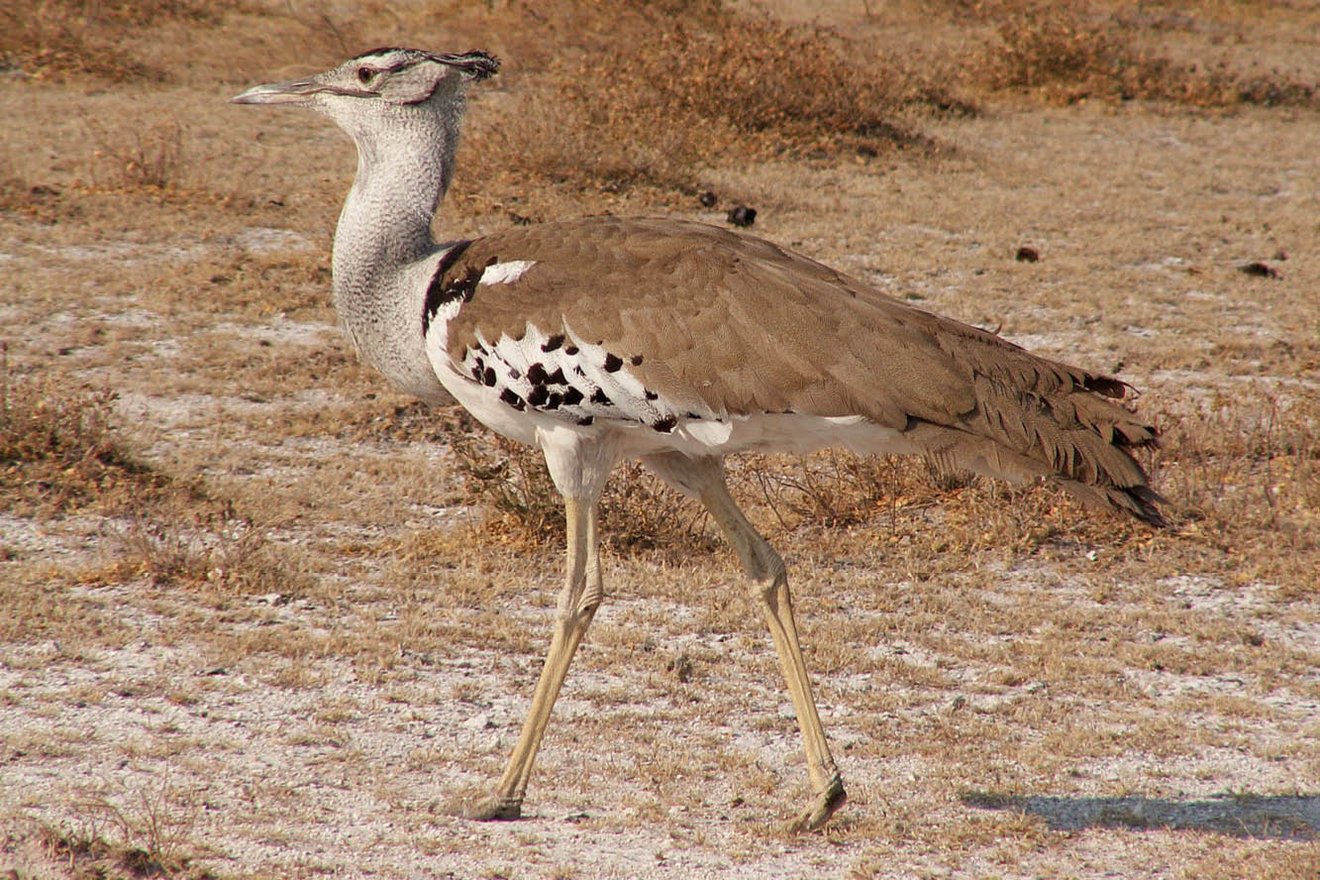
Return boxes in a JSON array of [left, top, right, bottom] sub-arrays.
[[780, 775, 847, 834], [440, 790, 523, 821]]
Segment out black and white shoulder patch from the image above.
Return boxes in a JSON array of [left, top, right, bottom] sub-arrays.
[[422, 246, 539, 337], [422, 241, 474, 336]]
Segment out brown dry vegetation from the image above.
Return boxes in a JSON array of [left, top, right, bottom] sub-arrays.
[[2, 1, 1318, 878]]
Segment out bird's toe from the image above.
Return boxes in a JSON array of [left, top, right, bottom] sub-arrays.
[[780, 776, 847, 834], [440, 791, 523, 821]]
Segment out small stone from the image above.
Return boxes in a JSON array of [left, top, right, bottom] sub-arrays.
[[462, 713, 492, 730], [1238, 261, 1280, 279], [698, 191, 717, 208], [1015, 246, 1040, 263], [726, 205, 757, 228]]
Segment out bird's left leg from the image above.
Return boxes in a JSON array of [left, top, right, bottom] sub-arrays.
[[450, 432, 613, 821], [643, 453, 845, 833]]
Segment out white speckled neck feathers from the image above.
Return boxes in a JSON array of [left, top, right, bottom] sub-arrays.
[[329, 74, 468, 404]]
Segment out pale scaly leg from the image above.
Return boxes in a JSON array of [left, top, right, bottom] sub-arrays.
[[643, 453, 846, 832], [450, 495, 603, 820]]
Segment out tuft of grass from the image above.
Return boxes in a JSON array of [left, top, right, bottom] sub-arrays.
[[113, 506, 314, 600], [0, 353, 311, 599], [84, 118, 188, 192], [27, 780, 215, 880], [1151, 391, 1319, 597], [0, 350, 161, 515]]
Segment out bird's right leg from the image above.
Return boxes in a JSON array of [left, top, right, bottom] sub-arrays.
[[449, 432, 614, 821]]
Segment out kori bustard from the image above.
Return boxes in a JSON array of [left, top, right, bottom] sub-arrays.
[[234, 48, 1164, 832]]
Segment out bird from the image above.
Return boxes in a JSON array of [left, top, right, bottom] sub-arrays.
[[233, 47, 1165, 833]]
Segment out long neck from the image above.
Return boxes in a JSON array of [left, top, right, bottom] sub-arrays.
[[331, 102, 461, 403]]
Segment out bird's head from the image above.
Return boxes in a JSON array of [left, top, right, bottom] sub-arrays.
[[232, 47, 498, 122]]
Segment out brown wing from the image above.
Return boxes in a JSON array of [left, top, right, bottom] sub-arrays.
[[438, 216, 1163, 524]]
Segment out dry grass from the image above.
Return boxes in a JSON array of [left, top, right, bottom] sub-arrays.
[[0, 350, 159, 516], [18, 782, 214, 880], [83, 118, 189, 193], [0, 351, 311, 610], [0, 0, 238, 82], [975, 0, 1317, 107], [447, 428, 718, 557], [2, 0, 1317, 877], [462, 1, 955, 206]]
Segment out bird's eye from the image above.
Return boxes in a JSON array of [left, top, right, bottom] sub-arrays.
[[356, 66, 373, 84]]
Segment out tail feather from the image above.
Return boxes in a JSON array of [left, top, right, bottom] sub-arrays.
[[898, 336, 1166, 527]]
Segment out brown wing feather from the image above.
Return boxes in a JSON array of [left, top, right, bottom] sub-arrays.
[[439, 216, 1164, 525]]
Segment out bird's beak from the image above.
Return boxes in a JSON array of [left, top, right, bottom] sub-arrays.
[[231, 77, 322, 106]]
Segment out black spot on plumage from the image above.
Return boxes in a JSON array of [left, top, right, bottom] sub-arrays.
[[483, 367, 496, 386], [603, 353, 623, 373], [546, 367, 567, 385], [508, 367, 521, 380], [541, 334, 565, 352], [562, 387, 584, 406], [644, 389, 658, 401], [590, 387, 611, 405], [565, 345, 579, 356], [470, 363, 483, 380], [527, 363, 548, 385], [421, 240, 473, 335], [686, 412, 702, 420], [546, 393, 563, 410], [630, 354, 644, 366], [577, 415, 594, 426], [652, 415, 678, 433], [500, 388, 525, 411], [527, 385, 550, 407]]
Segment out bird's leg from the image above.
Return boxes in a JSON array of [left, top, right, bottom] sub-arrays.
[[449, 495, 602, 821], [698, 477, 846, 834]]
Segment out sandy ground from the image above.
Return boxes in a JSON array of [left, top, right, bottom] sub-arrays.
[[1, 3, 1318, 879]]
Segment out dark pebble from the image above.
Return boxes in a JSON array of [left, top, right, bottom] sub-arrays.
[[727, 205, 757, 228]]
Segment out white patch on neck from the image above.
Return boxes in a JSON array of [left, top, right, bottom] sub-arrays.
[[480, 260, 536, 286]]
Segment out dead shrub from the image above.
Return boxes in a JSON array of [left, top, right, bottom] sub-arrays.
[[979, 1, 1316, 107], [84, 118, 189, 192], [0, 0, 236, 81], [986, 2, 1134, 93], [732, 450, 945, 531], [30, 779, 214, 880], [446, 429, 717, 558], [592, 14, 928, 159], [465, 2, 944, 202]]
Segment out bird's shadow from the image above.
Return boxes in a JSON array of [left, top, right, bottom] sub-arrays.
[[962, 790, 1318, 841]]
